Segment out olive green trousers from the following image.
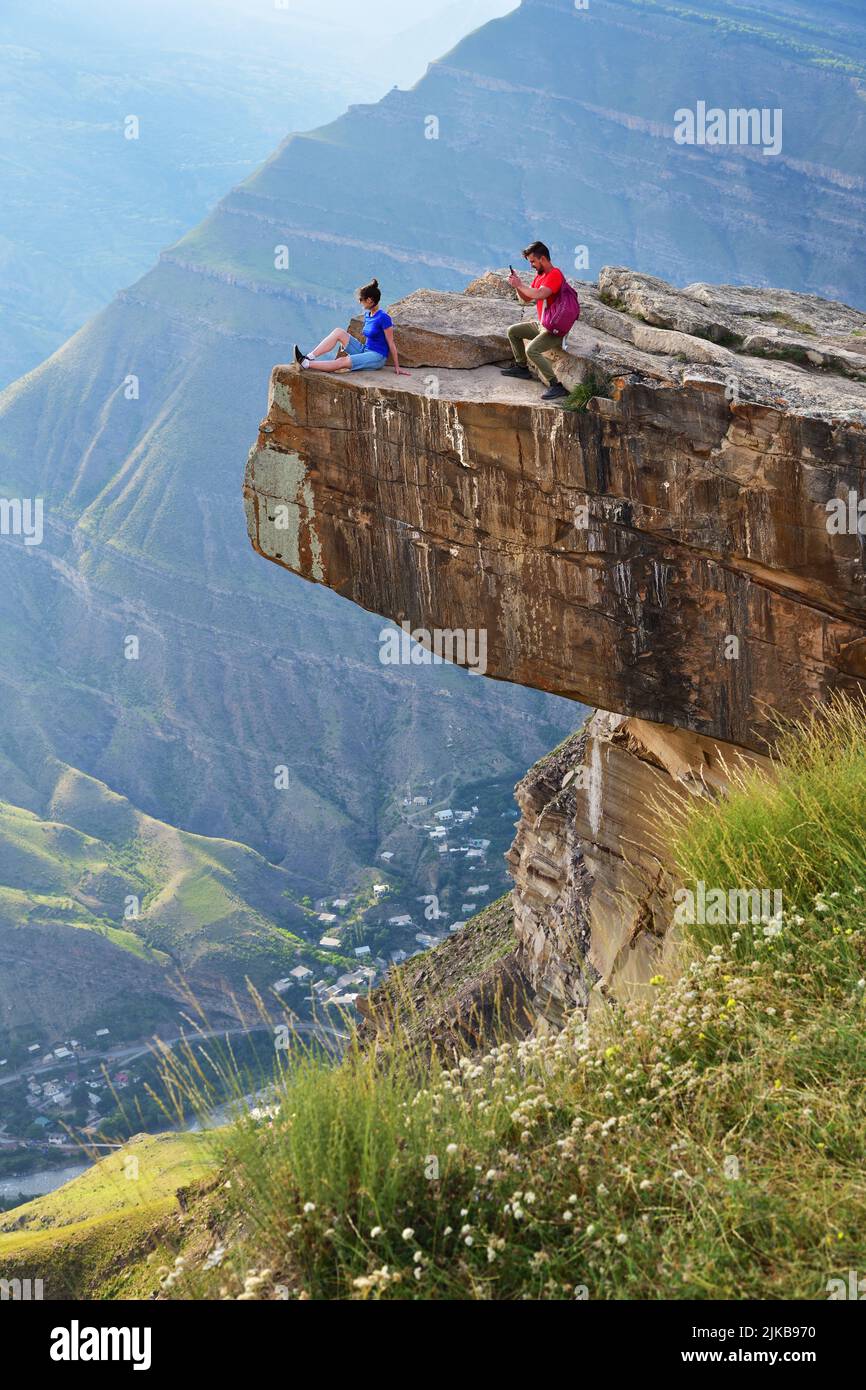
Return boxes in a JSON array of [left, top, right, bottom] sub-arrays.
[[507, 320, 563, 385]]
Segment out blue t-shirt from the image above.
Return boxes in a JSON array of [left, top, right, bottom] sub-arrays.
[[363, 308, 392, 358]]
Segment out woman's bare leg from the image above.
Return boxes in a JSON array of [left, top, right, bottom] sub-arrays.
[[308, 327, 351, 359], [305, 356, 353, 372]]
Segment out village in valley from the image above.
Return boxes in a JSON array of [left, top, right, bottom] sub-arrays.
[[0, 1025, 136, 1191], [0, 779, 516, 1203], [270, 782, 513, 1018], [0, 1017, 280, 1207]]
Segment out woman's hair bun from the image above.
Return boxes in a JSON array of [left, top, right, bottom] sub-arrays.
[[357, 278, 382, 305]]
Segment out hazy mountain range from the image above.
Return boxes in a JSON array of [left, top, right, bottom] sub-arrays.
[[0, 0, 863, 1043], [0, 0, 515, 385]]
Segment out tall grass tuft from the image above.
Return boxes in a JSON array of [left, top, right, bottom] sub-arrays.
[[562, 367, 612, 412], [664, 693, 866, 951]]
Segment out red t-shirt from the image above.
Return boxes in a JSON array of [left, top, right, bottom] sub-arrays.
[[533, 267, 564, 322]]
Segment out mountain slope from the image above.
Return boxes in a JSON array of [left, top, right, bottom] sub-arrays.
[[0, 764, 325, 1043], [0, 0, 516, 386], [176, 0, 865, 307]]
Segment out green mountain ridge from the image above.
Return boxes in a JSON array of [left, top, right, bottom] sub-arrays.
[[0, 762, 322, 1044]]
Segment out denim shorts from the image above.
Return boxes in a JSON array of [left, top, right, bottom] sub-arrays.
[[345, 336, 387, 371]]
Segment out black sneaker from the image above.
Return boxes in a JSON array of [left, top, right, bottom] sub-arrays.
[[541, 382, 569, 401], [293, 344, 307, 365], [500, 364, 532, 379]]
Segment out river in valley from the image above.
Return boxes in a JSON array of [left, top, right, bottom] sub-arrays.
[[0, 1162, 91, 1203]]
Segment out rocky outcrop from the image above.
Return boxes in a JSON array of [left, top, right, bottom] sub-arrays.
[[356, 896, 534, 1055], [245, 266, 866, 1024], [507, 713, 769, 1022], [245, 268, 866, 755], [346, 290, 522, 370]]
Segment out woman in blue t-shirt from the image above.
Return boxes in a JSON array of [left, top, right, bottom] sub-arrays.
[[294, 279, 410, 376]]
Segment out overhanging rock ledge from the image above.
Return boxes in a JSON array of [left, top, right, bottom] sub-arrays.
[[244, 266, 866, 1019]]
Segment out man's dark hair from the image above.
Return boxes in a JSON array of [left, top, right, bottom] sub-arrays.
[[522, 241, 551, 261], [358, 278, 382, 305]]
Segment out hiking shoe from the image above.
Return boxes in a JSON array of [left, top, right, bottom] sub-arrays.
[[293, 344, 307, 365], [500, 364, 532, 379], [541, 382, 569, 401]]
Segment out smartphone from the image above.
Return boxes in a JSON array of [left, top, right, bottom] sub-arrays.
[[509, 264, 515, 274]]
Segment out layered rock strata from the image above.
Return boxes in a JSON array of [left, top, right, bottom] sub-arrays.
[[507, 712, 770, 1021], [246, 267, 866, 1021], [247, 269, 866, 753]]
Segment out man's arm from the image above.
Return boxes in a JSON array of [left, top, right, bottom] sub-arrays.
[[509, 277, 553, 304], [511, 275, 553, 300], [508, 269, 562, 303]]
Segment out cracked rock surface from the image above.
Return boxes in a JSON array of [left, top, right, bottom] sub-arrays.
[[507, 712, 770, 1020]]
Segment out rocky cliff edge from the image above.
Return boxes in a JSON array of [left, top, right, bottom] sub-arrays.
[[245, 267, 866, 1023]]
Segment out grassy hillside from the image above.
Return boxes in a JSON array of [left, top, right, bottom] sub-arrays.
[[9, 695, 866, 1300], [0, 1131, 213, 1236], [177, 921, 866, 1298], [0, 1131, 217, 1300], [0, 762, 320, 1044]]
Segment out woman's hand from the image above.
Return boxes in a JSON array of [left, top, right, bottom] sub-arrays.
[[394, 366, 411, 376]]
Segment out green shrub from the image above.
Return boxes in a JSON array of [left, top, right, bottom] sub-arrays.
[[562, 369, 612, 413]]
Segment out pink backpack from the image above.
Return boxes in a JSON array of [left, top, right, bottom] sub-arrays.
[[543, 277, 581, 337]]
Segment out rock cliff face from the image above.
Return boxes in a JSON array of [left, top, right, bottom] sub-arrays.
[[506, 712, 771, 1021], [245, 267, 866, 1025], [246, 269, 866, 753]]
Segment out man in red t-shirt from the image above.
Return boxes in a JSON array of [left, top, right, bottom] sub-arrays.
[[502, 241, 569, 401]]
